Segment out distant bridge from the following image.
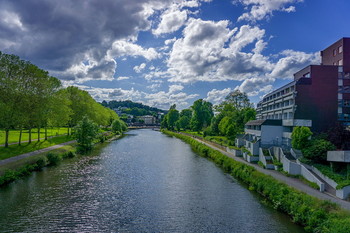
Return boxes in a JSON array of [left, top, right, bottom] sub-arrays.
[[128, 126, 160, 131]]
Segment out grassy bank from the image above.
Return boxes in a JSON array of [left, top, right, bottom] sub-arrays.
[[0, 127, 69, 145], [0, 131, 120, 187], [163, 130, 350, 233], [0, 135, 74, 160]]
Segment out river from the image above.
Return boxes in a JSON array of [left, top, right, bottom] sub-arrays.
[[0, 129, 304, 232]]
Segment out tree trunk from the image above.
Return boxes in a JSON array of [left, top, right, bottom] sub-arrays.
[[38, 127, 40, 142], [67, 127, 70, 136], [45, 127, 48, 140], [5, 129, 9, 148], [19, 127, 22, 145], [29, 128, 32, 143]]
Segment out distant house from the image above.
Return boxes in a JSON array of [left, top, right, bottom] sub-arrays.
[[139, 115, 156, 125]]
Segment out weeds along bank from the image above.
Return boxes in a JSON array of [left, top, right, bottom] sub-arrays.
[[163, 130, 350, 233], [0, 133, 121, 187]]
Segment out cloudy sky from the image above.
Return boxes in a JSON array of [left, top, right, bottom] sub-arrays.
[[1, 0, 350, 109]]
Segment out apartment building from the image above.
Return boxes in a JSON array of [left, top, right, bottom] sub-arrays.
[[245, 38, 350, 148]]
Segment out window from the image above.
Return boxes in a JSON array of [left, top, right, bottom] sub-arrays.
[[339, 59, 343, 66], [339, 79, 343, 86], [339, 45, 343, 54], [338, 107, 343, 114], [304, 72, 311, 78], [333, 49, 337, 56]]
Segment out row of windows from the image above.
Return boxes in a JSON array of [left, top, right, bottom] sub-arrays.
[[262, 86, 295, 103], [260, 112, 294, 120], [333, 59, 343, 66], [259, 100, 294, 112]]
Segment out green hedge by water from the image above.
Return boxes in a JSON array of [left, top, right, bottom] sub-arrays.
[[163, 130, 350, 233]]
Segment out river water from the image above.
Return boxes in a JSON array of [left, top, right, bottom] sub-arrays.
[[0, 129, 304, 232]]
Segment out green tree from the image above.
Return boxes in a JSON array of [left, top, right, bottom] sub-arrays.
[[190, 99, 213, 131], [291, 126, 313, 150], [224, 90, 253, 110], [176, 115, 191, 130], [167, 109, 179, 130], [74, 116, 99, 152]]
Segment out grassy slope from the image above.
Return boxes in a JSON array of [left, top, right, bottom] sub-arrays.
[[0, 127, 69, 145], [0, 135, 74, 160]]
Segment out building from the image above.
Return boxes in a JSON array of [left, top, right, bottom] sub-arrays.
[[139, 115, 156, 125], [246, 38, 350, 147]]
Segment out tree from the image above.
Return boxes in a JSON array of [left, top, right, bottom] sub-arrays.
[[176, 115, 191, 130], [327, 123, 350, 150], [224, 90, 252, 110], [111, 119, 123, 133], [74, 116, 99, 152], [291, 126, 313, 150], [167, 109, 179, 130], [190, 99, 213, 131]]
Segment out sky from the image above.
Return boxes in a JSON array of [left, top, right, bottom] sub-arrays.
[[1, 0, 350, 110]]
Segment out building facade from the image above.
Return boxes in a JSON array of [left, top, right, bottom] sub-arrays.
[[247, 38, 350, 147]]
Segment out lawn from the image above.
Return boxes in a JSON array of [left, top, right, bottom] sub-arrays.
[[0, 127, 69, 145], [0, 135, 74, 161]]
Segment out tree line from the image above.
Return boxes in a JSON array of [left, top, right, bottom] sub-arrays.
[[161, 90, 256, 139], [0, 52, 121, 148]]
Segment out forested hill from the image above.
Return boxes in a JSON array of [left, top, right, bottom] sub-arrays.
[[101, 100, 166, 116]]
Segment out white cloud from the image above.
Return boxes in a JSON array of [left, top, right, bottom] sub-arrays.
[[153, 7, 188, 35], [133, 63, 147, 73], [236, 0, 303, 22], [169, 84, 184, 93], [270, 50, 320, 79], [167, 19, 272, 83], [205, 88, 233, 105], [117, 76, 130, 81], [238, 77, 274, 96], [107, 40, 159, 60]]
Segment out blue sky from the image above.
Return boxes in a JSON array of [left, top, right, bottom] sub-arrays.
[[1, 0, 350, 109]]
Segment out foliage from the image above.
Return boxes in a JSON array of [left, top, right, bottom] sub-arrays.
[[312, 164, 350, 189], [46, 152, 62, 166], [167, 108, 180, 130], [111, 119, 124, 134], [163, 130, 350, 233], [74, 116, 99, 152], [327, 123, 350, 150], [291, 126, 313, 150], [101, 100, 166, 116], [302, 139, 336, 164], [190, 99, 213, 131]]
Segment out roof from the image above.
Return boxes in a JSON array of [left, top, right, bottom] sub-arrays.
[[245, 119, 282, 126]]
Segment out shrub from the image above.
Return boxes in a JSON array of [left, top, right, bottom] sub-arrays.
[[67, 151, 76, 158], [302, 139, 336, 163], [36, 157, 47, 170], [46, 153, 61, 166]]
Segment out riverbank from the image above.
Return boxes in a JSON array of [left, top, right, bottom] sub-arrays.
[[163, 130, 350, 233], [0, 132, 122, 187]]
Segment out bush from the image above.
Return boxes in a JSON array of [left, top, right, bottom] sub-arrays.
[[302, 139, 336, 163], [36, 157, 47, 170], [46, 153, 62, 166]]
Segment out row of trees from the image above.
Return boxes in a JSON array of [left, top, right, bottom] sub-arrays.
[[0, 52, 121, 147], [161, 90, 256, 139]]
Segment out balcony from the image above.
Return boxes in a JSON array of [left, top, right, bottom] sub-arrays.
[[244, 129, 261, 136], [282, 119, 312, 127]]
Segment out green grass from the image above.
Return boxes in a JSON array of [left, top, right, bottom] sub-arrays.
[[0, 135, 74, 161], [0, 127, 69, 145]]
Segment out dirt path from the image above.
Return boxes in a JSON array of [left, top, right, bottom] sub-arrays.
[[191, 136, 350, 211], [0, 140, 76, 166]]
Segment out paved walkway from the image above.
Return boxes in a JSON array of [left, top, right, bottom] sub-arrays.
[[189, 135, 350, 211], [0, 140, 76, 166]]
